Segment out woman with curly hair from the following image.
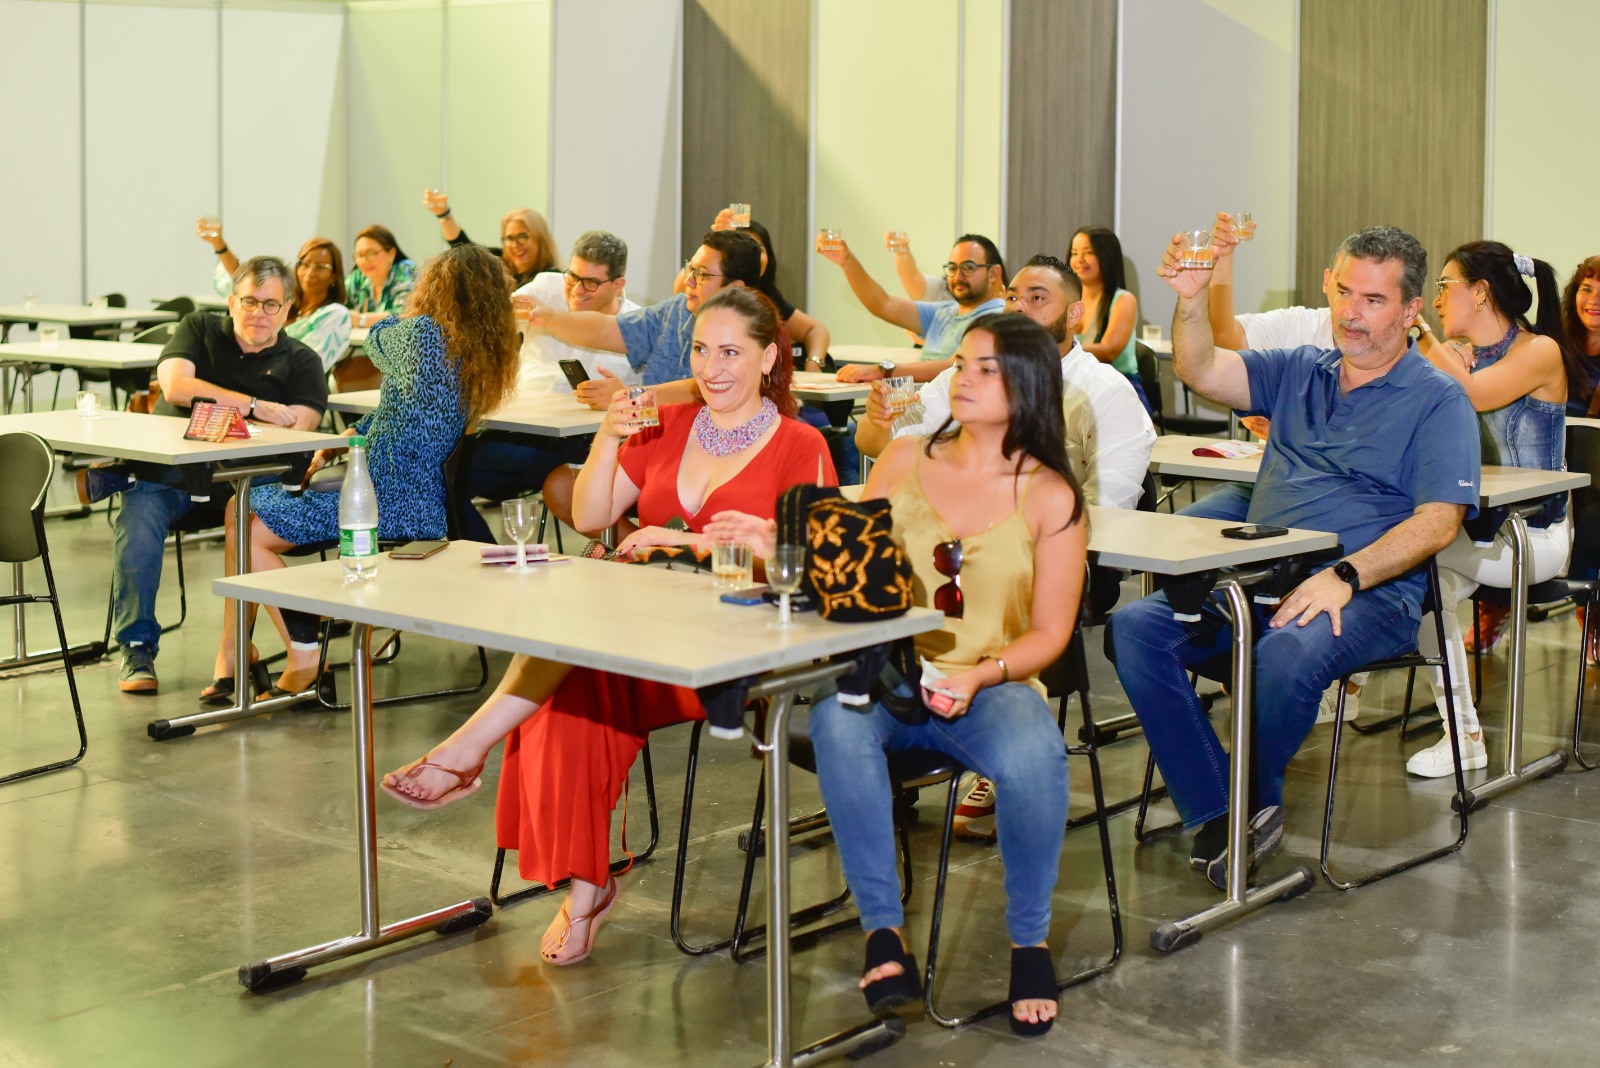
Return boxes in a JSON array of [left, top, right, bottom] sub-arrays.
[[1561, 255, 1600, 415], [202, 245, 521, 701]]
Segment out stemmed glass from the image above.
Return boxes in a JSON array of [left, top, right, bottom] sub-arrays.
[[768, 545, 806, 626], [501, 498, 539, 571]]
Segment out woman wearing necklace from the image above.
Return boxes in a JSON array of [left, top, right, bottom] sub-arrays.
[[809, 313, 1086, 1037], [1408, 240, 1574, 777], [380, 287, 836, 965]]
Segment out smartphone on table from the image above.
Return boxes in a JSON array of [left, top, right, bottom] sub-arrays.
[[1220, 524, 1288, 540], [391, 539, 449, 560]]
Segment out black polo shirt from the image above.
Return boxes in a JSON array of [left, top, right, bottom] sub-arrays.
[[155, 310, 328, 417]]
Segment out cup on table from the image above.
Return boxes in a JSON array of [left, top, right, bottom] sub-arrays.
[[1178, 229, 1215, 270], [501, 498, 538, 570], [76, 390, 100, 419], [728, 203, 751, 229], [512, 294, 536, 323], [767, 544, 806, 626], [1142, 323, 1163, 345], [713, 541, 754, 590], [39, 325, 60, 347], [90, 296, 109, 311], [1235, 211, 1256, 242], [22, 293, 38, 313], [885, 231, 909, 254], [816, 228, 844, 253], [625, 385, 660, 429]]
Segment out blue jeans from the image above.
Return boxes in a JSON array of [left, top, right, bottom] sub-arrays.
[[808, 682, 1068, 945], [1123, 371, 1153, 416], [1108, 584, 1416, 826], [466, 435, 571, 501], [111, 480, 221, 658], [1178, 482, 1254, 522]]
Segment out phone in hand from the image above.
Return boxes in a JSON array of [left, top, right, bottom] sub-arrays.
[[391, 539, 449, 560], [1221, 524, 1289, 540], [559, 359, 591, 390]]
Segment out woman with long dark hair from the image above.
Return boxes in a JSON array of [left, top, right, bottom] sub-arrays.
[[1068, 226, 1148, 411], [1561, 256, 1600, 416], [347, 224, 418, 328], [1408, 240, 1572, 776], [808, 312, 1086, 1037]]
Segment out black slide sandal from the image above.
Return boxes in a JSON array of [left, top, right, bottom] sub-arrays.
[[1008, 946, 1058, 1037], [861, 928, 923, 1015]]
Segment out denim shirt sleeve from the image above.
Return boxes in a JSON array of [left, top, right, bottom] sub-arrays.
[[616, 302, 665, 373]]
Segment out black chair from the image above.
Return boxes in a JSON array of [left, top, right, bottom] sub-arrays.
[[1320, 558, 1470, 889], [1137, 340, 1228, 437], [0, 433, 87, 785]]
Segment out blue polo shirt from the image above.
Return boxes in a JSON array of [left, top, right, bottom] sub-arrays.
[[1242, 345, 1479, 616], [914, 298, 1006, 360], [615, 294, 695, 385]]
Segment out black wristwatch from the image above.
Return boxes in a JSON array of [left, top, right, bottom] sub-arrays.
[[247, 397, 258, 417], [878, 359, 897, 377], [1333, 559, 1361, 593]]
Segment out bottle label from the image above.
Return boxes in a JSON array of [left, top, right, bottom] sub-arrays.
[[340, 526, 377, 558]]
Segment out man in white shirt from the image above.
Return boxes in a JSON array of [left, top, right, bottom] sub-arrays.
[[467, 231, 637, 531], [861, 254, 1156, 839]]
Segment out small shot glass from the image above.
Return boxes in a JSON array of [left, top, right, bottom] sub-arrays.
[[76, 390, 101, 418], [728, 203, 751, 229], [39, 325, 61, 346], [816, 228, 843, 253], [626, 385, 660, 428], [1178, 230, 1215, 270]]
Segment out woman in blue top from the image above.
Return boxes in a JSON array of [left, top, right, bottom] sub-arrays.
[[1068, 226, 1149, 413], [1409, 240, 1574, 777], [203, 245, 519, 701]]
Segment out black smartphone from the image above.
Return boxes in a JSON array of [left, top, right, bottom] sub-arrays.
[[1221, 524, 1289, 540], [720, 585, 771, 605], [559, 359, 591, 389], [391, 539, 449, 560]]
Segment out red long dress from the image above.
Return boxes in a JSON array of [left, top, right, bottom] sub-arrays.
[[495, 404, 838, 886]]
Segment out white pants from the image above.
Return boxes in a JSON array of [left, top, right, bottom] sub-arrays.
[[1420, 518, 1572, 734]]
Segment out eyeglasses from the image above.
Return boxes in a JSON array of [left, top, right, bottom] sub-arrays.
[[942, 260, 992, 278], [236, 296, 285, 315], [1435, 277, 1468, 297], [565, 269, 612, 293], [502, 232, 533, 247], [683, 261, 724, 287], [296, 261, 334, 274], [932, 539, 963, 619]]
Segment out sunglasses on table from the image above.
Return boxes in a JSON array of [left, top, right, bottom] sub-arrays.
[[933, 539, 963, 619]]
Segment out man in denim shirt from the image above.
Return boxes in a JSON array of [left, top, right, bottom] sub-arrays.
[[1110, 227, 1479, 888]]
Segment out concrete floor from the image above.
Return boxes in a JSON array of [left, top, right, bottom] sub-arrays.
[[5, 501, 1600, 1068]]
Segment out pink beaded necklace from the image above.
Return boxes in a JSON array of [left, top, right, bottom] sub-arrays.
[[694, 398, 778, 457]]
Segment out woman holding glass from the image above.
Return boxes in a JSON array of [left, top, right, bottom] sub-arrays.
[[197, 224, 352, 371], [1068, 226, 1149, 412], [807, 313, 1085, 1037], [423, 190, 559, 289], [381, 287, 836, 966], [347, 224, 418, 328], [202, 245, 519, 701]]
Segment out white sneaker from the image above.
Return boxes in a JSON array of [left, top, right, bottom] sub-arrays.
[[952, 775, 997, 839], [1406, 732, 1488, 778], [1314, 683, 1360, 726]]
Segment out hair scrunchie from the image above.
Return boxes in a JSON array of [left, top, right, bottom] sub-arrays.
[[1513, 252, 1535, 278]]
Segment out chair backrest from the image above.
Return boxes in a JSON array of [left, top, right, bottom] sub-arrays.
[[0, 433, 54, 564], [1567, 424, 1600, 554], [131, 322, 175, 346], [1134, 341, 1164, 419], [154, 297, 195, 318], [101, 293, 127, 308]]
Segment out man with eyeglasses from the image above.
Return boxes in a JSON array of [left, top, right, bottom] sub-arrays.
[[818, 233, 1007, 384], [463, 231, 640, 534], [522, 230, 764, 415], [88, 256, 328, 694]]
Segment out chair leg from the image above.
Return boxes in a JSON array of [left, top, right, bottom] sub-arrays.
[[671, 723, 737, 956], [1134, 750, 1183, 842], [0, 541, 87, 786], [1574, 599, 1600, 771]]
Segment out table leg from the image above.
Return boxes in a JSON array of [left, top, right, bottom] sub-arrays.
[[238, 621, 491, 991], [1460, 511, 1568, 810], [1150, 579, 1313, 953]]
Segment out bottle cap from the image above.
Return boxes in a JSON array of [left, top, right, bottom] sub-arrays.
[[349, 435, 367, 448]]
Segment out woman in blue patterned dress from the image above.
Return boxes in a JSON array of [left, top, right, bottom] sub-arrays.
[[203, 245, 520, 701]]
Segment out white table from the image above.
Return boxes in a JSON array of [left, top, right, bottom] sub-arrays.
[[827, 344, 920, 366], [348, 326, 369, 350], [0, 410, 344, 733], [790, 370, 869, 404], [0, 339, 161, 414], [0, 303, 176, 343], [215, 548, 942, 1065], [1149, 433, 1591, 809], [328, 388, 604, 438]]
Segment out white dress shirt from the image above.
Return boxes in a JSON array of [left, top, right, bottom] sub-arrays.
[[1238, 305, 1334, 350], [893, 341, 1156, 509], [513, 272, 641, 393]]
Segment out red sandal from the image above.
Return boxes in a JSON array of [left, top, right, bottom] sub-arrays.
[[380, 757, 485, 810]]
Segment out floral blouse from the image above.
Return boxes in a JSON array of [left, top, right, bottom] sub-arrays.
[[345, 259, 418, 319]]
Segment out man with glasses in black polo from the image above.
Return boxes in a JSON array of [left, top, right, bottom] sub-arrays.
[[90, 256, 327, 694], [817, 233, 1007, 383]]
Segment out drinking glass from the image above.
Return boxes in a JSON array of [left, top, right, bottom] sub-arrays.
[[512, 294, 536, 322], [22, 293, 38, 313], [728, 203, 751, 229], [713, 541, 754, 590], [885, 231, 909, 254], [816, 228, 844, 253], [1142, 323, 1163, 344], [39, 325, 60, 346], [882, 375, 919, 427], [1179, 229, 1215, 270], [76, 391, 100, 418], [199, 216, 222, 240], [1236, 211, 1256, 242], [767, 545, 806, 626], [501, 498, 539, 570], [625, 385, 660, 428]]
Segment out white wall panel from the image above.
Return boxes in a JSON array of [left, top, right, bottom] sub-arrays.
[[550, 0, 680, 303], [221, 5, 346, 269], [85, 3, 218, 307], [0, 0, 83, 310], [959, 0, 1004, 252], [1117, 0, 1295, 330], [446, 0, 551, 248]]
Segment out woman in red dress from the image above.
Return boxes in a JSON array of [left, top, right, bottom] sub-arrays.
[[382, 286, 836, 964]]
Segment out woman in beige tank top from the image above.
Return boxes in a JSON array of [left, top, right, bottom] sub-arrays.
[[808, 313, 1088, 1037]]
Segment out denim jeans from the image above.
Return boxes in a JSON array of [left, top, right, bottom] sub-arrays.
[[111, 480, 221, 658], [1108, 583, 1417, 826], [808, 682, 1068, 946], [1177, 481, 1254, 522], [466, 434, 572, 502]]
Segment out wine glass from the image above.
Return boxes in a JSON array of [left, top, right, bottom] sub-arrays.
[[501, 498, 538, 570], [768, 545, 806, 626]]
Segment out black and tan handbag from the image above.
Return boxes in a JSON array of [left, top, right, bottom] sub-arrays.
[[777, 484, 913, 623]]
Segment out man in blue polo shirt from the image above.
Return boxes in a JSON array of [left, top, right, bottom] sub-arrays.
[[1110, 226, 1479, 889], [817, 232, 1007, 383]]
